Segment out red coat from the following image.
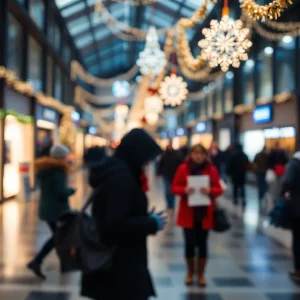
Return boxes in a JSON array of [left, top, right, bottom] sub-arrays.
[[171, 162, 223, 230]]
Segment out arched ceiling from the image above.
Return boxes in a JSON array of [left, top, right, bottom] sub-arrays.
[[55, 0, 214, 78]]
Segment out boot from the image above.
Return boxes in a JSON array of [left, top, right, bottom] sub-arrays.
[[27, 260, 46, 280], [185, 258, 195, 285], [197, 258, 207, 287]]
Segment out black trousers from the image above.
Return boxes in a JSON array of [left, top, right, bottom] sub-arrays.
[[35, 222, 56, 264], [233, 182, 246, 205], [183, 223, 209, 258], [291, 217, 300, 270]]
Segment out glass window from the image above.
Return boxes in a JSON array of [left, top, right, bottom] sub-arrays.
[[61, 1, 85, 17], [224, 73, 234, 113], [54, 25, 61, 52], [46, 57, 53, 96], [277, 36, 295, 93], [54, 67, 63, 101], [243, 59, 255, 105], [257, 45, 273, 99], [28, 36, 43, 91], [67, 16, 90, 36], [63, 44, 71, 65], [7, 14, 23, 79], [29, 0, 45, 30]]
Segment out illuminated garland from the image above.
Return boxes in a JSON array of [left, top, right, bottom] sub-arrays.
[[240, 0, 293, 21]]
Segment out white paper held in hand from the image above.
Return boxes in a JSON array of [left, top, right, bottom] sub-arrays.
[[188, 175, 210, 207]]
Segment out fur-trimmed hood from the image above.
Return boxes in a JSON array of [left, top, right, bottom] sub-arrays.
[[34, 157, 69, 174]]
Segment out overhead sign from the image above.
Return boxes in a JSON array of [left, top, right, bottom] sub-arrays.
[[176, 128, 186, 136], [195, 122, 207, 133], [253, 105, 273, 124], [160, 132, 168, 139], [89, 127, 97, 135], [264, 127, 295, 139]]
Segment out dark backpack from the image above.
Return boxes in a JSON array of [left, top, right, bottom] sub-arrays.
[[55, 188, 116, 274]]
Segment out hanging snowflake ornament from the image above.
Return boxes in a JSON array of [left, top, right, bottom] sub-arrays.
[[198, 15, 253, 72], [145, 95, 163, 114], [159, 73, 188, 107], [137, 26, 167, 77]]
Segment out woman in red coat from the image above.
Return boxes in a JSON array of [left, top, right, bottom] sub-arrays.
[[172, 144, 223, 286]]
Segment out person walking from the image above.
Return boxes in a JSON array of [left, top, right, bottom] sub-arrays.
[[208, 141, 223, 174], [227, 144, 249, 208], [158, 144, 184, 214], [27, 144, 76, 280], [253, 146, 269, 206], [172, 144, 223, 287], [269, 142, 288, 201], [281, 151, 300, 282], [81, 129, 166, 300]]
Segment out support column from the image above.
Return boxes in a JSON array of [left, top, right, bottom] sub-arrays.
[[295, 37, 300, 150], [0, 0, 9, 201]]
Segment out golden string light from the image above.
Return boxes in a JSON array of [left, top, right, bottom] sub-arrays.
[[240, 0, 293, 21]]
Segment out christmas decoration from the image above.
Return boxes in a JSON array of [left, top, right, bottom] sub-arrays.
[[144, 95, 163, 114], [111, 0, 156, 5], [199, 15, 252, 72], [240, 0, 293, 22], [145, 113, 159, 126], [115, 103, 129, 119], [112, 81, 131, 98], [59, 110, 77, 152], [159, 73, 188, 107], [137, 26, 167, 77]]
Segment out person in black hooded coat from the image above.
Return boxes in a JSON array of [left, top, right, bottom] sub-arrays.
[[81, 129, 164, 300]]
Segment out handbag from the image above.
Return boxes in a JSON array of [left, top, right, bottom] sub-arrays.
[[213, 208, 231, 233], [269, 198, 292, 230], [55, 187, 116, 274]]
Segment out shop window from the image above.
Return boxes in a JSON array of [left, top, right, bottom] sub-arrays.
[[257, 45, 273, 99], [7, 14, 23, 79], [277, 36, 296, 93], [224, 72, 233, 113], [28, 36, 43, 91], [29, 0, 45, 30], [63, 45, 72, 65], [243, 60, 255, 105], [46, 56, 53, 96], [54, 67, 63, 101], [4, 116, 34, 198]]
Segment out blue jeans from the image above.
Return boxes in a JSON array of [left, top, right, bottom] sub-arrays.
[[163, 177, 175, 209], [256, 172, 267, 202]]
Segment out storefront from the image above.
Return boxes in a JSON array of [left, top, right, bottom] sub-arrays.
[[85, 127, 107, 150], [36, 104, 60, 157], [239, 100, 297, 161], [191, 121, 213, 149], [3, 87, 35, 199], [214, 114, 235, 151], [172, 128, 188, 150]]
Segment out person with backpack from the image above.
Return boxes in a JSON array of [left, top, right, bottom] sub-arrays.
[[81, 129, 166, 300], [27, 144, 76, 279]]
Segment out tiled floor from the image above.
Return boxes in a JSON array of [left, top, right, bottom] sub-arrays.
[[0, 170, 299, 300]]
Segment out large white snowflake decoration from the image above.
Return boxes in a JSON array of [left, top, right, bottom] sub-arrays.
[[198, 15, 253, 72], [137, 26, 167, 77], [145, 95, 163, 114], [159, 74, 188, 107]]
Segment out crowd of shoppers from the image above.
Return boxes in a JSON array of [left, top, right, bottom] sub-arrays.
[[26, 130, 299, 299]]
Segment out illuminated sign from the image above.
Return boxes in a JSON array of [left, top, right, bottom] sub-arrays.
[[253, 105, 272, 124], [176, 128, 185, 136], [264, 127, 295, 139], [195, 122, 207, 133], [169, 130, 175, 138], [71, 111, 80, 122], [89, 127, 97, 135], [43, 108, 56, 121], [160, 132, 168, 139]]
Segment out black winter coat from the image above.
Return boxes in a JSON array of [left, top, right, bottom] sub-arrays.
[[81, 129, 162, 300], [268, 149, 288, 170], [158, 150, 183, 180], [210, 150, 223, 173], [227, 150, 249, 184], [281, 152, 300, 217]]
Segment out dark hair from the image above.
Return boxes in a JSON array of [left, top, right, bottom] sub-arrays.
[[189, 144, 208, 157]]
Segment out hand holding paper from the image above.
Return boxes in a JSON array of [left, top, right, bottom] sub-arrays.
[[188, 175, 211, 207]]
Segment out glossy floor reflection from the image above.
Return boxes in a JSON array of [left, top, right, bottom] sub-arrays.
[[0, 170, 299, 300]]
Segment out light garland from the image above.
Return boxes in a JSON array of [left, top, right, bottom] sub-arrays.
[[71, 61, 140, 87], [159, 73, 188, 107], [240, 0, 293, 22], [199, 15, 252, 72], [137, 26, 167, 77], [59, 111, 77, 151], [115, 103, 129, 119]]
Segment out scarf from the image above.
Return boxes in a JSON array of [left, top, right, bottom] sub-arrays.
[[140, 172, 149, 192]]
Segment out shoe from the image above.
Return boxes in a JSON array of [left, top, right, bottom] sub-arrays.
[[185, 258, 195, 285], [27, 261, 46, 280], [289, 271, 300, 282], [197, 258, 207, 287]]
